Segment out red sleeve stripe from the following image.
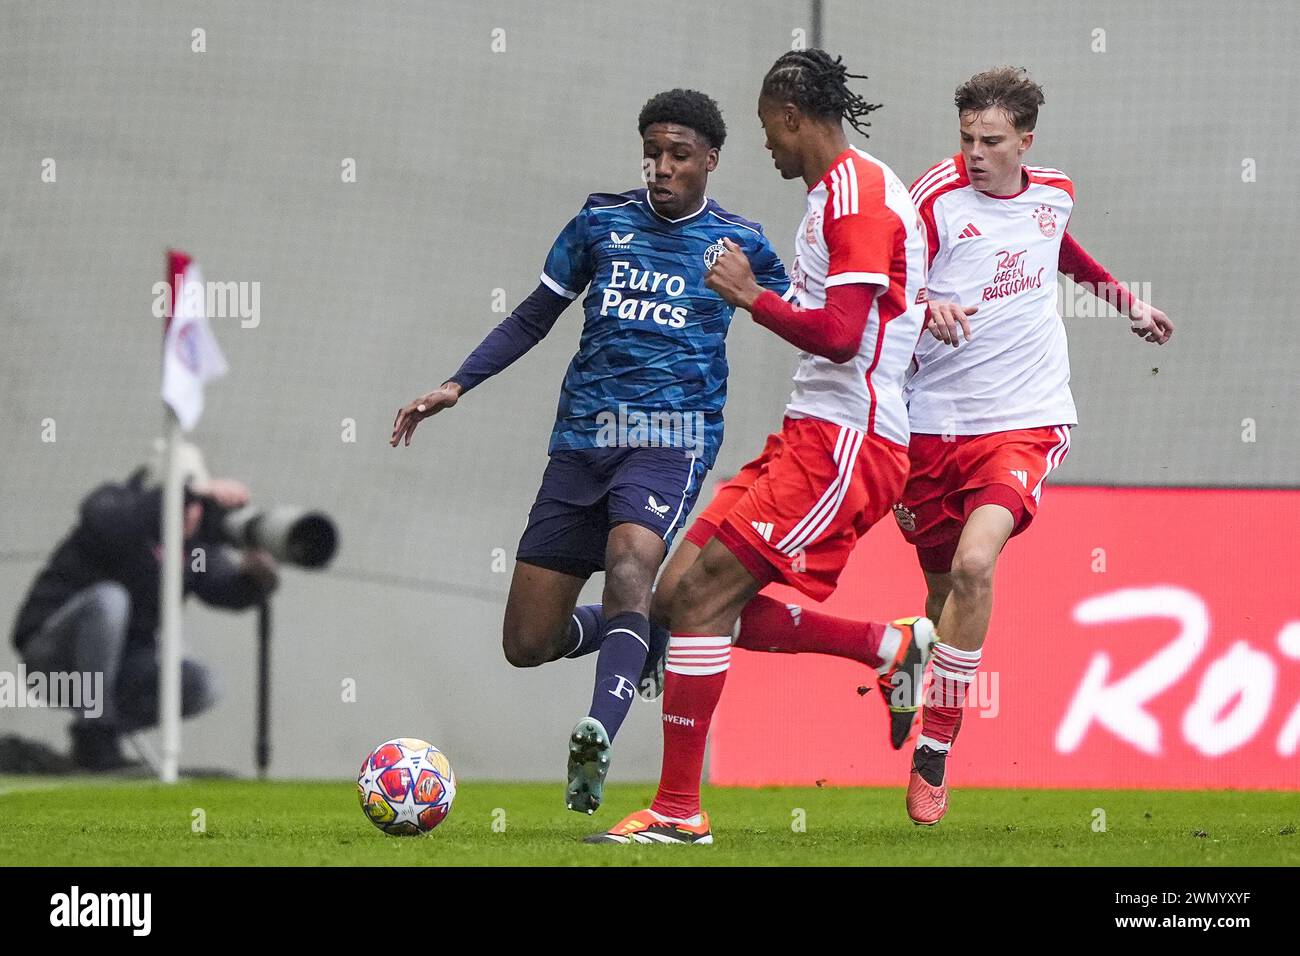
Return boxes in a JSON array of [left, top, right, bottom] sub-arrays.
[[1026, 165, 1073, 189]]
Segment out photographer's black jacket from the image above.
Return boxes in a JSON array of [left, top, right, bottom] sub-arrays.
[[11, 474, 263, 652]]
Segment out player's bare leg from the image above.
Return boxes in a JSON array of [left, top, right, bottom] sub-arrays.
[[935, 504, 1012, 650], [587, 539, 761, 843], [669, 537, 761, 634], [566, 523, 665, 814], [501, 562, 588, 667], [600, 522, 663, 617], [638, 536, 701, 702], [922, 569, 953, 629], [909, 503, 1014, 824], [650, 537, 698, 628], [656, 534, 930, 748]]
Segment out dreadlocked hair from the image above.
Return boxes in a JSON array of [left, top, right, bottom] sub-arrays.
[[760, 49, 882, 136]]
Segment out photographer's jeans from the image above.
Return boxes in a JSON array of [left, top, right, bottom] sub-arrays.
[[21, 582, 218, 735]]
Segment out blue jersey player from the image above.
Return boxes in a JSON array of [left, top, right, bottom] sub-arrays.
[[391, 90, 790, 814]]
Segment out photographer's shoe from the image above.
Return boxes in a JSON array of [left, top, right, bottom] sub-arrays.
[[70, 724, 142, 773]]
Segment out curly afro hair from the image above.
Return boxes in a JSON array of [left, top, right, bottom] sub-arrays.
[[638, 89, 727, 150]]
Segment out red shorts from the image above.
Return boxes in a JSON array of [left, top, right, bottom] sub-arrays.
[[684, 416, 909, 602], [894, 425, 1072, 573]]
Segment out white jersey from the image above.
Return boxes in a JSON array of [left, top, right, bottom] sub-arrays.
[[905, 153, 1077, 434], [784, 147, 928, 447]]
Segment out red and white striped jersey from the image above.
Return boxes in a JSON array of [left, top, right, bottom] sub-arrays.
[[784, 147, 927, 447], [905, 152, 1077, 434]]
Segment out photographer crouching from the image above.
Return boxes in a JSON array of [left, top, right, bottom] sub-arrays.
[[10, 469, 280, 771]]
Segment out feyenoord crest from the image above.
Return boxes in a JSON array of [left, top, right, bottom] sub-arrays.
[[1033, 204, 1058, 238], [892, 503, 917, 532], [703, 239, 726, 269]]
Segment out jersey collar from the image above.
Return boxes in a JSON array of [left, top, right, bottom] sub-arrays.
[[958, 153, 1033, 200], [981, 169, 1032, 199], [643, 189, 710, 224]]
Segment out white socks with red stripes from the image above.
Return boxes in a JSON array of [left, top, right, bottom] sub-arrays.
[[917, 642, 982, 753]]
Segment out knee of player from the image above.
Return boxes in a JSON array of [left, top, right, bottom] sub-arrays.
[[500, 628, 551, 669], [949, 549, 998, 592], [602, 553, 655, 612]]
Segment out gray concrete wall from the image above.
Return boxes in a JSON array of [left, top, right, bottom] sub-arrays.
[[1, 0, 1295, 777]]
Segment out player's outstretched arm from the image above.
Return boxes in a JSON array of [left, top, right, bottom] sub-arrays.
[[1059, 232, 1172, 345], [389, 282, 571, 448], [706, 238, 874, 363], [391, 382, 462, 447]]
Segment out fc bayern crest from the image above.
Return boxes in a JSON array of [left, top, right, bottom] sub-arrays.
[[703, 239, 726, 269], [1033, 204, 1058, 238], [804, 209, 822, 246], [892, 503, 917, 532]]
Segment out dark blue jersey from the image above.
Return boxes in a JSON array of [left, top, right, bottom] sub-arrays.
[[539, 188, 790, 467]]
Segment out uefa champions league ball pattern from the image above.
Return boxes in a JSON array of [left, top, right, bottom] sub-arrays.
[[357, 737, 457, 835]]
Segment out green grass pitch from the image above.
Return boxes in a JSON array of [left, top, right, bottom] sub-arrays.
[[1, 776, 1296, 866]]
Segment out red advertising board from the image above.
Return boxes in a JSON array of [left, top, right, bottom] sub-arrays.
[[709, 486, 1300, 790]]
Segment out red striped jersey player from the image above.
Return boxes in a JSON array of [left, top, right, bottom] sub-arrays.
[[589, 50, 935, 845]]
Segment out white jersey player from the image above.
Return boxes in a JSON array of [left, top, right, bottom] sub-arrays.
[[897, 67, 1174, 826]]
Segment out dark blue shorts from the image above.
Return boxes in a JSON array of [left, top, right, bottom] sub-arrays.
[[517, 446, 708, 578]]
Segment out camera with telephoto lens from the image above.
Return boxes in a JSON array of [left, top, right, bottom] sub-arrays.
[[201, 501, 339, 568]]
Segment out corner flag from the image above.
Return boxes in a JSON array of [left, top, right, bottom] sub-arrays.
[[161, 249, 227, 430]]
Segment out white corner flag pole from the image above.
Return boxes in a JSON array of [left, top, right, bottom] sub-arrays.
[[158, 248, 227, 784], [159, 406, 185, 783]]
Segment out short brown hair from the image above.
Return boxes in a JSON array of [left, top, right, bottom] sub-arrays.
[[954, 67, 1045, 131]]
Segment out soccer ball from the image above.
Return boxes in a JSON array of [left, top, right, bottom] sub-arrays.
[[357, 737, 457, 836]]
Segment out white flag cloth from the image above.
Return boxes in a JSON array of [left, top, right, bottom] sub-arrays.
[[161, 251, 227, 431]]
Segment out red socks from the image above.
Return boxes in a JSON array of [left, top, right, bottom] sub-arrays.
[[650, 633, 731, 821], [732, 594, 894, 671], [649, 608, 920, 820]]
